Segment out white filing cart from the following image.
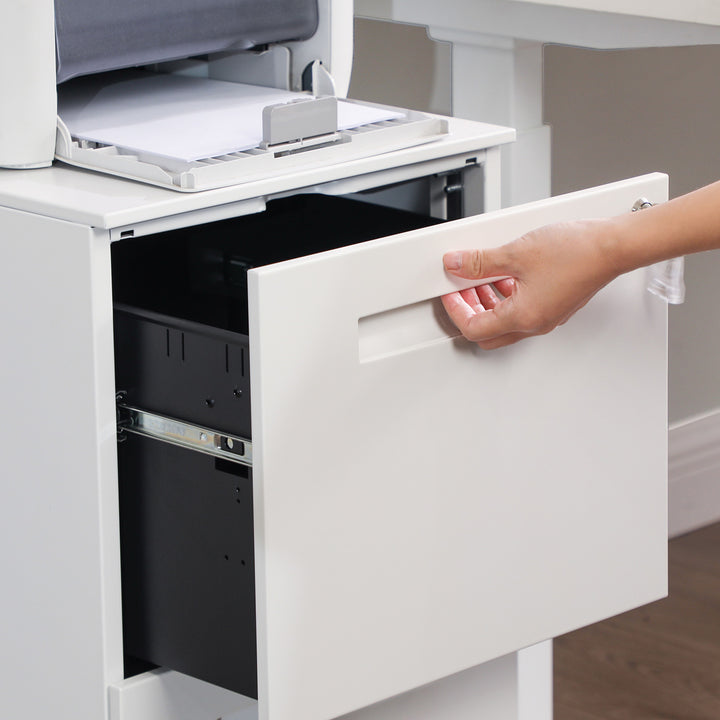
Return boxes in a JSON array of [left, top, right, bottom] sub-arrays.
[[0, 149, 668, 720]]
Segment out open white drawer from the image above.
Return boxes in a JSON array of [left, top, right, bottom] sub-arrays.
[[246, 173, 668, 720]]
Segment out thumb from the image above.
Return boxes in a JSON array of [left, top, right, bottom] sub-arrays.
[[443, 247, 511, 280]]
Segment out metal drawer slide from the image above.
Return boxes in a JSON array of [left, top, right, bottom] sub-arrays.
[[117, 400, 253, 467]]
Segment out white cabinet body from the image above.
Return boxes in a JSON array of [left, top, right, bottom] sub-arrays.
[[0, 116, 667, 720]]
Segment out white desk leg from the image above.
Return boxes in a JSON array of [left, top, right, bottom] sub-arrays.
[[336, 653, 519, 720], [328, 645, 552, 720], [397, 31, 553, 720], [483, 145, 503, 213], [439, 32, 554, 720], [429, 30, 551, 208], [518, 641, 553, 720]]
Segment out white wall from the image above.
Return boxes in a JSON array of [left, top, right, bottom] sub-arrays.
[[351, 20, 720, 425]]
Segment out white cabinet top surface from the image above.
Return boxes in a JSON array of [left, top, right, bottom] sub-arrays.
[[0, 117, 513, 230]]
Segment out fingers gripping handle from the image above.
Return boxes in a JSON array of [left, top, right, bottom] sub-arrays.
[[633, 197, 686, 305]]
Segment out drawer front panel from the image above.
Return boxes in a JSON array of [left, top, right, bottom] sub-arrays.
[[249, 174, 669, 720]]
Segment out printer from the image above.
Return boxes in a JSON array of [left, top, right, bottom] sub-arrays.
[[0, 3, 668, 720], [2, 0, 458, 192]]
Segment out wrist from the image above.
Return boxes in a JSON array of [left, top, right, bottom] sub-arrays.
[[599, 207, 673, 278], [596, 214, 638, 279]]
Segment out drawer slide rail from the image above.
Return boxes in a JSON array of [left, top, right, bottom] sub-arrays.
[[116, 400, 253, 467]]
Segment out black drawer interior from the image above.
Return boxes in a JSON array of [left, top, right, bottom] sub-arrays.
[[118, 435, 257, 696], [112, 193, 442, 335], [112, 193, 441, 697]]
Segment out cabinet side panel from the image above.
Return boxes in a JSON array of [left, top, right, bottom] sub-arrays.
[[0, 208, 121, 719]]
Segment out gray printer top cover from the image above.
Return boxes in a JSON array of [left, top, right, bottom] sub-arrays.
[[55, 0, 319, 83]]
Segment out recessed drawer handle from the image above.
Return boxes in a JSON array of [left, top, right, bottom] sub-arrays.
[[358, 297, 463, 363]]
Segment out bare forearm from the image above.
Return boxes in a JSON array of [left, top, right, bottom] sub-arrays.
[[605, 181, 720, 275], [442, 180, 720, 349]]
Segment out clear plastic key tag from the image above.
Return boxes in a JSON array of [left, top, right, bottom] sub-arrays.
[[632, 198, 686, 305]]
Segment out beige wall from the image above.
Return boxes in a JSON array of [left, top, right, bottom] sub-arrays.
[[351, 20, 720, 424], [543, 44, 720, 423], [350, 19, 451, 114]]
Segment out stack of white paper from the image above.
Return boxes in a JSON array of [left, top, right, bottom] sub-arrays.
[[58, 73, 405, 162]]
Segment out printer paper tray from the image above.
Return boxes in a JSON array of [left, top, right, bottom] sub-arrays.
[[55, 99, 448, 192]]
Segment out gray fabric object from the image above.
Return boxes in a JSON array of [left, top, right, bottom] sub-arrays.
[[55, 0, 319, 83]]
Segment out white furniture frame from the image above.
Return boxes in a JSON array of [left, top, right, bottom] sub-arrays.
[[355, 0, 720, 207]]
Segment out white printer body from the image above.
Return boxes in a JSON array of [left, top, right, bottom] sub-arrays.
[[0, 0, 352, 171], [1, 0, 454, 193], [0, 3, 667, 720]]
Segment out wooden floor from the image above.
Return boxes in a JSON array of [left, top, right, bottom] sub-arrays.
[[554, 522, 720, 720]]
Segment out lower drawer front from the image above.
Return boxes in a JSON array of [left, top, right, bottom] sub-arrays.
[[118, 432, 257, 698], [246, 175, 668, 720]]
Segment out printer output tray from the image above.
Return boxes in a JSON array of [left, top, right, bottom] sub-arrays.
[[55, 73, 448, 192]]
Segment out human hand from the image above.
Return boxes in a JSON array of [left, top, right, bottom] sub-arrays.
[[441, 219, 621, 349]]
